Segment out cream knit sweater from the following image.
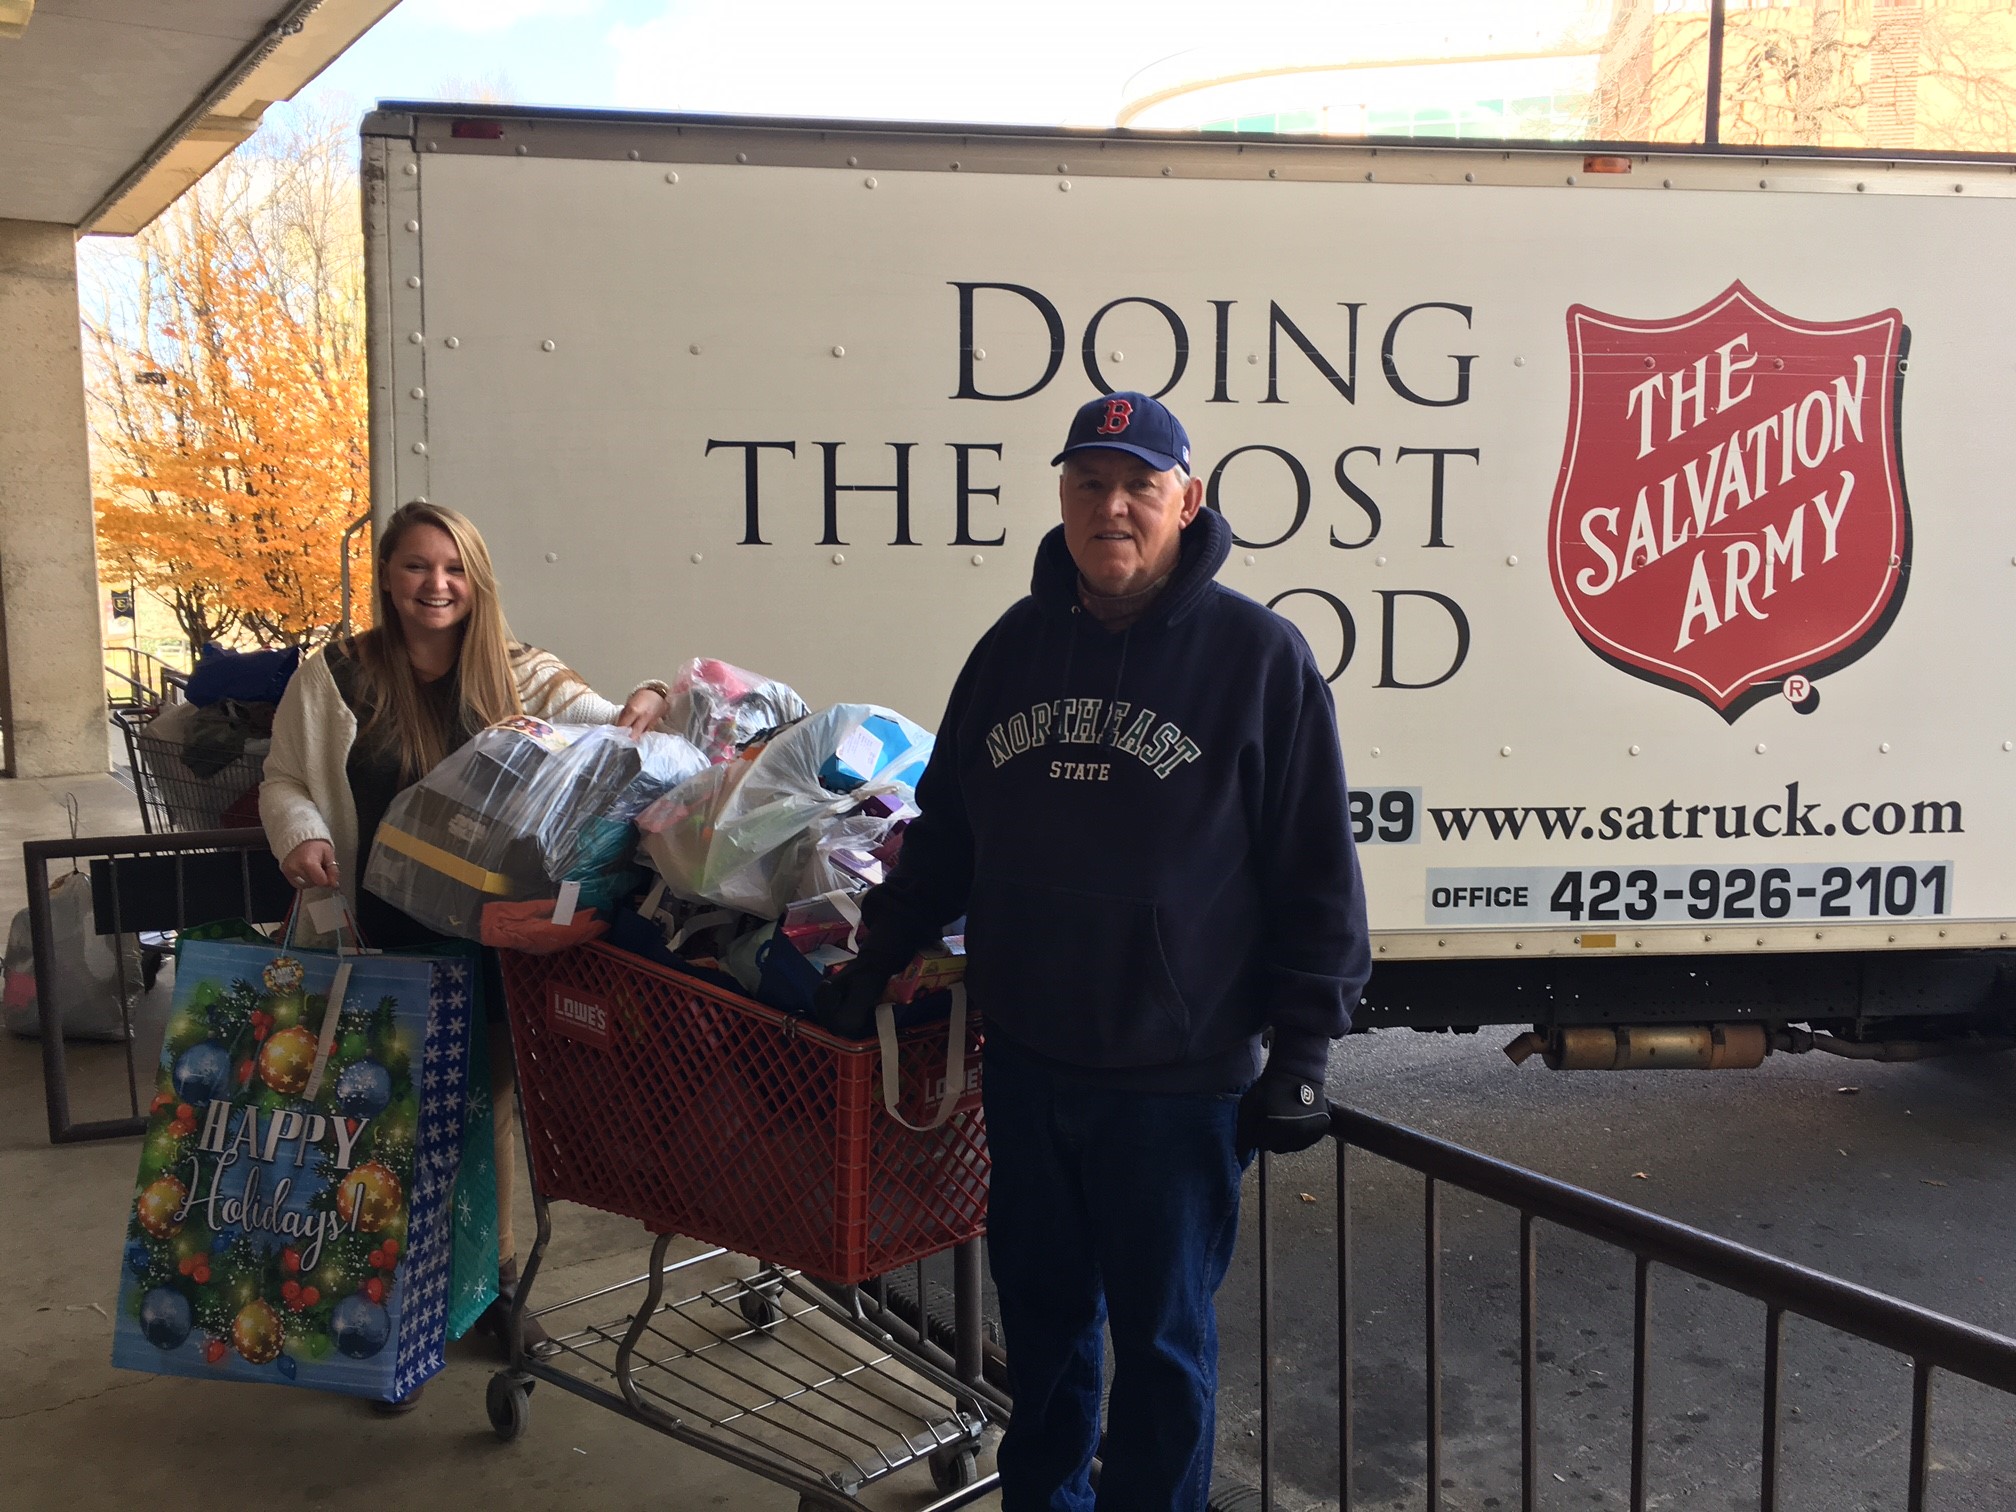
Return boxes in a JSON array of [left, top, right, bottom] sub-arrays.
[[259, 645, 644, 913]]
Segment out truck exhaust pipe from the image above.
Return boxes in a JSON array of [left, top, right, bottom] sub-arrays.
[[1770, 1027, 2016, 1062], [1503, 1024, 1769, 1071], [1504, 1025, 2016, 1069]]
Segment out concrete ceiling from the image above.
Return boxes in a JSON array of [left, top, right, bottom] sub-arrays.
[[0, 0, 402, 234]]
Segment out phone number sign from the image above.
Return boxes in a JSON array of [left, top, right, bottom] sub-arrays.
[[1427, 861, 1954, 927]]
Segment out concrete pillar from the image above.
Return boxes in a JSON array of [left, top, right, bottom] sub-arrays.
[[0, 220, 108, 778]]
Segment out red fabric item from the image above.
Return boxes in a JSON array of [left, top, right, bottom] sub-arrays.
[[479, 901, 608, 954]]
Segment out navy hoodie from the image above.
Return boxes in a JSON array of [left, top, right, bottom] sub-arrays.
[[862, 506, 1372, 1093]]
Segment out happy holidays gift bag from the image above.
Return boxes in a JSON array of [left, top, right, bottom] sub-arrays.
[[111, 925, 480, 1401]]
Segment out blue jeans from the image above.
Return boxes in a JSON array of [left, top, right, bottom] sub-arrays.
[[982, 1041, 1248, 1512]]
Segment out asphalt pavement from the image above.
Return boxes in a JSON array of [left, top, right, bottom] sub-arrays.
[[1209, 1025, 2016, 1512]]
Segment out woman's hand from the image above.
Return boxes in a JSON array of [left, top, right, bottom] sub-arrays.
[[615, 686, 671, 739], [281, 839, 340, 890]]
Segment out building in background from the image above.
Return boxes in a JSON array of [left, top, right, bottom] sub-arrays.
[[1120, 0, 2016, 156], [1602, 0, 2016, 152], [1119, 1, 1612, 140]]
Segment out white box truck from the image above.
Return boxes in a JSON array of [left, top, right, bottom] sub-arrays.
[[362, 103, 2016, 1070]]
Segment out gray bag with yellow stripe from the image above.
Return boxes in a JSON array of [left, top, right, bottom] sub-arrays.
[[363, 717, 706, 940]]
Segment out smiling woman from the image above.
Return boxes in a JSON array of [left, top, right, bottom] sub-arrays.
[[260, 502, 671, 910], [255, 499, 674, 1407], [383, 524, 471, 647]]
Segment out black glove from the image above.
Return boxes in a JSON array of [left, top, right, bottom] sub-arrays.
[[1236, 1065, 1330, 1156], [810, 957, 898, 1039]]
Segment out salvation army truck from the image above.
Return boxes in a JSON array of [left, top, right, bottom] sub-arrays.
[[360, 102, 2016, 1071]]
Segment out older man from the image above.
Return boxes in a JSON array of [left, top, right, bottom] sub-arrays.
[[827, 390, 1370, 1511]]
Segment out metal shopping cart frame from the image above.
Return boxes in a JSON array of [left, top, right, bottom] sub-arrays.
[[487, 1222, 1000, 1510], [485, 942, 1000, 1511], [112, 703, 265, 835]]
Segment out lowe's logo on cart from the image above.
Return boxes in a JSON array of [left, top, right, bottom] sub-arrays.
[[547, 985, 613, 1050], [927, 1064, 983, 1104]]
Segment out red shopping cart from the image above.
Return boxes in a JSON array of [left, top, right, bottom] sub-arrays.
[[487, 940, 998, 1511]]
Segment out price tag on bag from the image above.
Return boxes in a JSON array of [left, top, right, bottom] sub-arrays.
[[551, 880, 581, 928]]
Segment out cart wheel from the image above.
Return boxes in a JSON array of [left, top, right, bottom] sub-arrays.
[[140, 947, 165, 993], [486, 1372, 530, 1442], [737, 1286, 783, 1332], [928, 1444, 980, 1493]]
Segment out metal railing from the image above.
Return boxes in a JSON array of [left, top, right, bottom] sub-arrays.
[[104, 645, 189, 714], [27, 828, 290, 1143], [1248, 1106, 2016, 1512]]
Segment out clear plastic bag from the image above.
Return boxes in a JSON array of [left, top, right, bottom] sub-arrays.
[[798, 810, 906, 898], [365, 718, 709, 939], [3, 871, 142, 1040], [663, 658, 810, 763], [638, 704, 933, 919]]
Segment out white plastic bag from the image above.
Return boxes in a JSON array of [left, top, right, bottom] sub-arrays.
[[2, 871, 142, 1041], [637, 704, 932, 918], [797, 810, 908, 899]]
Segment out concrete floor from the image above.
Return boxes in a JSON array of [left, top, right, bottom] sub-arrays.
[[0, 766, 999, 1512]]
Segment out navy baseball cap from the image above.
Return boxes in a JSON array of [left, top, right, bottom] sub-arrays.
[[1050, 391, 1192, 474]]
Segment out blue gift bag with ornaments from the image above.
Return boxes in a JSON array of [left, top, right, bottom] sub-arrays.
[[111, 921, 481, 1401]]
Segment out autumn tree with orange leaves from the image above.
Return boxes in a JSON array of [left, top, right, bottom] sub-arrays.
[[87, 115, 371, 652]]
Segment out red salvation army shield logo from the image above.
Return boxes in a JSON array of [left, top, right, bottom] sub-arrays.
[[1548, 282, 1908, 721]]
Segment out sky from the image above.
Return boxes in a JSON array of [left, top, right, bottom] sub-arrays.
[[282, 0, 1614, 132]]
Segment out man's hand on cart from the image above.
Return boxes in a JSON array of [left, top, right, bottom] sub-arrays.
[[1236, 1064, 1331, 1156], [811, 956, 900, 1039]]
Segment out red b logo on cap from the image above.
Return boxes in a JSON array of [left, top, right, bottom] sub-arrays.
[[1096, 398, 1133, 435]]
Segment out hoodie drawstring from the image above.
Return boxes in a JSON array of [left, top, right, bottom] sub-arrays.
[[1057, 607, 1081, 723], [1052, 607, 1134, 751], [1101, 628, 1131, 748]]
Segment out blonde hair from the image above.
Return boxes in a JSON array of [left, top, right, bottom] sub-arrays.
[[354, 502, 526, 780]]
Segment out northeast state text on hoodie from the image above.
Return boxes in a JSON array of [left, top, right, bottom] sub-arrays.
[[864, 507, 1373, 1094]]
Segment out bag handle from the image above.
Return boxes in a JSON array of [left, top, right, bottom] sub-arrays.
[[875, 989, 968, 1133], [280, 891, 362, 1103], [281, 888, 364, 955], [826, 889, 863, 952], [665, 908, 736, 955], [301, 959, 353, 1103]]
